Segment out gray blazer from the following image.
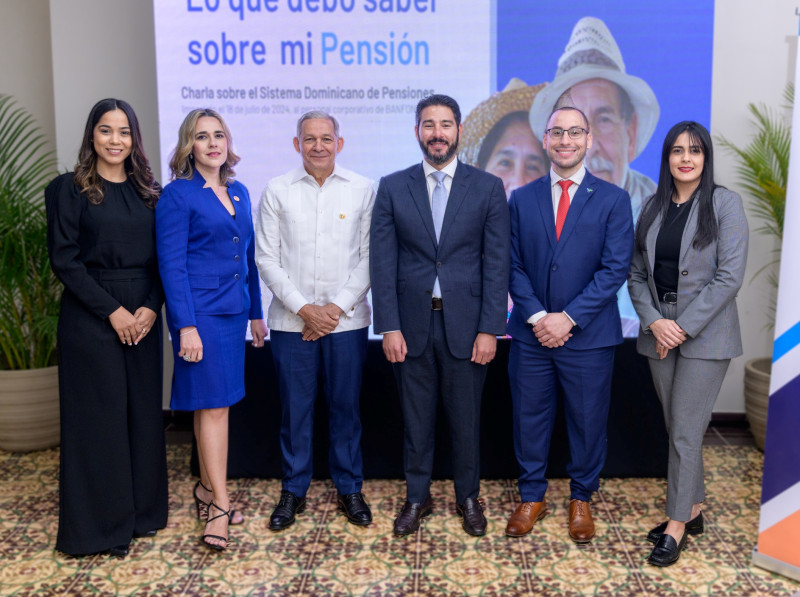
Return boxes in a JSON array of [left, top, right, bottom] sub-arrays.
[[627, 187, 748, 360]]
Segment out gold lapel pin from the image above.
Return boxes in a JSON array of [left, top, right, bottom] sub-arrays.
[[233, 195, 241, 202]]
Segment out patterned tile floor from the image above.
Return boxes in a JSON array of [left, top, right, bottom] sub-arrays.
[[1, 443, 798, 596]]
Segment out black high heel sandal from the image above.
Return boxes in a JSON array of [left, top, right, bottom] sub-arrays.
[[193, 480, 245, 525], [202, 502, 230, 551]]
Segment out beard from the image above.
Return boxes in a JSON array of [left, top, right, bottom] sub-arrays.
[[419, 133, 459, 166]]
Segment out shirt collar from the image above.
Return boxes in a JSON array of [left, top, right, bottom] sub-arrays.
[[290, 163, 350, 185], [550, 165, 586, 188], [423, 157, 458, 180]]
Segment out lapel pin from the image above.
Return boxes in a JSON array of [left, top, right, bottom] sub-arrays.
[[233, 195, 241, 202], [586, 188, 593, 193]]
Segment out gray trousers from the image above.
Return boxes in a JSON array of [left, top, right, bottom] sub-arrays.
[[648, 302, 730, 521]]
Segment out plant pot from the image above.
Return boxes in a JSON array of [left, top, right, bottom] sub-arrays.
[[744, 357, 771, 451], [0, 366, 60, 452]]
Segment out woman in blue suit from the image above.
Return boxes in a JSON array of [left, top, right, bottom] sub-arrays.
[[157, 109, 267, 551], [628, 121, 748, 567]]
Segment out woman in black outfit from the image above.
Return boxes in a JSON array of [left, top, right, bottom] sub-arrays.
[[46, 99, 168, 557]]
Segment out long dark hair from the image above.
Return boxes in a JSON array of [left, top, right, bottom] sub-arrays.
[[635, 121, 719, 252], [73, 98, 159, 207]]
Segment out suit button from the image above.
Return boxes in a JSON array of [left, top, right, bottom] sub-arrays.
[[234, 255, 240, 261], [425, 289, 431, 295], [681, 270, 688, 276], [551, 265, 558, 271], [233, 236, 240, 244], [436, 262, 442, 267], [234, 274, 240, 280]]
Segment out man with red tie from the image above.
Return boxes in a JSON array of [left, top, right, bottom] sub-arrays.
[[505, 106, 634, 542]]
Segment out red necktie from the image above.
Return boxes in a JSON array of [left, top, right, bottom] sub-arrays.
[[555, 179, 572, 240]]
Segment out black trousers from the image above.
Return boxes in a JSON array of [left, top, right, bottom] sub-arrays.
[[393, 310, 488, 504], [55, 278, 168, 556]]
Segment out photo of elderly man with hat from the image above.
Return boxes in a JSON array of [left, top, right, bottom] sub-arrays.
[[529, 16, 659, 335], [529, 16, 660, 223]]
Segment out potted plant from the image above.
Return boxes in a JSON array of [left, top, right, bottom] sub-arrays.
[[717, 85, 791, 450], [0, 94, 61, 451]]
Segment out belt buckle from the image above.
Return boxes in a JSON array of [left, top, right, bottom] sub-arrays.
[[662, 292, 678, 305], [431, 297, 443, 311]]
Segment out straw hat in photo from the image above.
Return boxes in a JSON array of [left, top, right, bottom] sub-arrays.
[[460, 78, 547, 167], [529, 16, 659, 159]]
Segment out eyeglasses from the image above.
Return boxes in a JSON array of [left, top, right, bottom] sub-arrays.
[[545, 127, 589, 139]]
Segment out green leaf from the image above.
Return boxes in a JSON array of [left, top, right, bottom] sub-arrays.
[[0, 94, 60, 369]]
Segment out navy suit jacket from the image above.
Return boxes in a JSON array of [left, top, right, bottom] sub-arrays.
[[507, 170, 633, 349], [370, 161, 510, 359], [156, 175, 263, 331]]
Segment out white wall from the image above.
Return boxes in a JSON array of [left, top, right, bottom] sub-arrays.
[[710, 0, 797, 411], [0, 0, 55, 153], [48, 0, 161, 179], [4, 0, 797, 412]]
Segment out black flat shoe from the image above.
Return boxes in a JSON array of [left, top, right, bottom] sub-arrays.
[[647, 531, 688, 567], [393, 496, 433, 536], [269, 490, 306, 531], [338, 492, 372, 526], [457, 497, 487, 537], [107, 544, 130, 558], [133, 529, 157, 538], [647, 511, 703, 543]]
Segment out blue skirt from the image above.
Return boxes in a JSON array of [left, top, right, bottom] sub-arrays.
[[168, 311, 249, 411]]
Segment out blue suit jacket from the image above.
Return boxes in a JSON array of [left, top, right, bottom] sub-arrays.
[[370, 161, 510, 359], [507, 170, 633, 349], [156, 175, 262, 331]]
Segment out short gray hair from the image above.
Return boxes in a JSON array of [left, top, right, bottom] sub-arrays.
[[296, 111, 340, 140]]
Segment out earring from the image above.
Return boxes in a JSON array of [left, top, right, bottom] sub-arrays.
[[189, 153, 194, 161]]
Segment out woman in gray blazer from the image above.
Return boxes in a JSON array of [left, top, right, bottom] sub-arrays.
[[628, 121, 748, 567]]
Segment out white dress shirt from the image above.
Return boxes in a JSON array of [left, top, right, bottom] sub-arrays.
[[528, 165, 586, 326], [422, 158, 458, 298], [255, 164, 376, 333]]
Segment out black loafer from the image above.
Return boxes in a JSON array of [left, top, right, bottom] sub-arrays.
[[107, 543, 130, 558], [269, 490, 306, 531], [393, 496, 433, 536], [647, 532, 688, 567], [338, 492, 372, 526], [133, 529, 157, 538], [647, 512, 703, 543], [457, 497, 487, 537]]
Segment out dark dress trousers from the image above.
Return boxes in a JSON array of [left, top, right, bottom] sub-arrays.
[[370, 161, 510, 504], [45, 173, 168, 556], [507, 171, 634, 502]]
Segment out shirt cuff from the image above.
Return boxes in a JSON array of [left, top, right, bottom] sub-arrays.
[[528, 311, 547, 325], [284, 291, 309, 315], [563, 311, 576, 326]]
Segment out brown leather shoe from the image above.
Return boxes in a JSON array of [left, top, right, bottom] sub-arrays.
[[505, 499, 547, 537], [568, 499, 595, 543], [393, 496, 433, 536]]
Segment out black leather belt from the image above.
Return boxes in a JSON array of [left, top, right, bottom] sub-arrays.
[[431, 297, 443, 311], [660, 291, 678, 305]]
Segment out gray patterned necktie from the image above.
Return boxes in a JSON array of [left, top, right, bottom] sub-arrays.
[[431, 170, 447, 240], [431, 170, 447, 298]]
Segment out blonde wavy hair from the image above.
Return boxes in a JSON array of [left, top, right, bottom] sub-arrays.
[[168, 108, 240, 183]]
